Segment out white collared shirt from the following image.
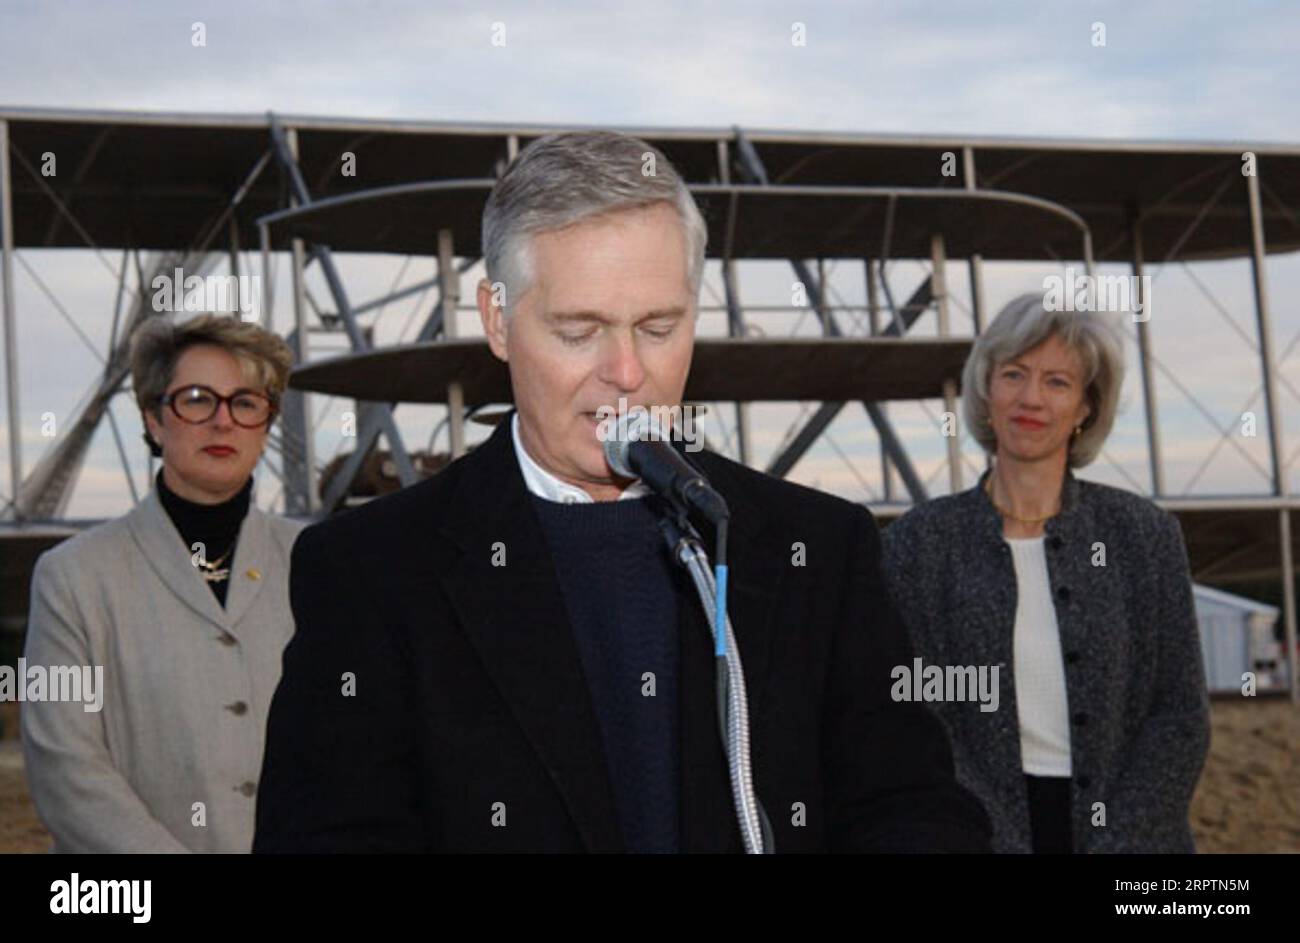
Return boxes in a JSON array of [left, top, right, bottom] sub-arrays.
[[511, 413, 651, 505]]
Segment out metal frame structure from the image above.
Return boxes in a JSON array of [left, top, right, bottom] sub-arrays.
[[1, 107, 1298, 701]]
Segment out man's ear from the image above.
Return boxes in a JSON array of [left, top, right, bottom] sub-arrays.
[[477, 278, 509, 362]]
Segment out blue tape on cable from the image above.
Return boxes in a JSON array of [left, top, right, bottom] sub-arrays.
[[714, 564, 728, 657]]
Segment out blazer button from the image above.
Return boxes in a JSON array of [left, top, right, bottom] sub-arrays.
[[238, 781, 257, 798], [218, 632, 238, 647], [1065, 651, 1080, 665], [1076, 776, 1091, 790], [1056, 585, 1071, 602], [1072, 711, 1088, 726], [1048, 536, 1063, 550]]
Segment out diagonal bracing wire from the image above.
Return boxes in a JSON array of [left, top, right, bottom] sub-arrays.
[[1139, 251, 1300, 492], [8, 144, 123, 282], [1152, 353, 1274, 489], [1186, 318, 1300, 491], [15, 253, 105, 365]]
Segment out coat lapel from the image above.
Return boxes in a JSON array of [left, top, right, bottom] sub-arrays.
[[223, 505, 271, 632], [125, 489, 231, 634], [435, 419, 625, 852]]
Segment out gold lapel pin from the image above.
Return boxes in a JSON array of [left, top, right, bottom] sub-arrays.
[[246, 568, 262, 581]]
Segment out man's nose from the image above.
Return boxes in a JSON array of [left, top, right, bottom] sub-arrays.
[[599, 333, 646, 392]]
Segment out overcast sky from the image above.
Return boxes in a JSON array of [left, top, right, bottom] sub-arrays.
[[2, 0, 1299, 517]]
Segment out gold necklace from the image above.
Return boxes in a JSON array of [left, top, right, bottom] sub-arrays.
[[984, 476, 1059, 525], [195, 545, 235, 582]]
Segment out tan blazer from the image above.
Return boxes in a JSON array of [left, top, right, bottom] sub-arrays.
[[20, 487, 304, 852]]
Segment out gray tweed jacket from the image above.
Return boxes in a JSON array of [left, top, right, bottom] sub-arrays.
[[881, 468, 1210, 853]]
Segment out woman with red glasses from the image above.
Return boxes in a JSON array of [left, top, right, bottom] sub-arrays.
[[21, 313, 303, 852]]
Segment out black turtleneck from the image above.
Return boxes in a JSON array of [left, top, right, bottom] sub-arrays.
[[155, 469, 253, 608]]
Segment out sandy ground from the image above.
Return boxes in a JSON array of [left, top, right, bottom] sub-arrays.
[[1, 697, 1296, 853], [1191, 695, 1300, 853]]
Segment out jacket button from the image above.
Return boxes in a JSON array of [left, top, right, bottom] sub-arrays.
[[1065, 651, 1080, 665], [1072, 711, 1088, 726], [1048, 536, 1063, 550], [218, 632, 238, 647], [238, 781, 257, 798], [1076, 776, 1091, 790], [1056, 586, 1071, 602], [226, 701, 249, 716]]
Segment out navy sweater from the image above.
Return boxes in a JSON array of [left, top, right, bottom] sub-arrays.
[[530, 494, 680, 853]]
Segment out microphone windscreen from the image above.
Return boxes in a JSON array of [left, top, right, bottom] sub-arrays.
[[601, 408, 662, 477]]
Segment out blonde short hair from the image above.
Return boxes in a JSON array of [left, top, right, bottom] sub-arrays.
[[961, 293, 1125, 468], [130, 313, 294, 456]]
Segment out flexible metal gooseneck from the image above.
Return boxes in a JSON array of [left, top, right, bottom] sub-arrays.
[[659, 514, 774, 854]]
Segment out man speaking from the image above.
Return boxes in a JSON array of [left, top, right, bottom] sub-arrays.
[[254, 131, 990, 853]]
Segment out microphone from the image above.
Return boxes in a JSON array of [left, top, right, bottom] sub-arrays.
[[609, 412, 763, 849], [602, 410, 729, 524]]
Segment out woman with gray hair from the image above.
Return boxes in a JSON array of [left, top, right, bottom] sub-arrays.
[[22, 313, 303, 852], [881, 292, 1210, 853]]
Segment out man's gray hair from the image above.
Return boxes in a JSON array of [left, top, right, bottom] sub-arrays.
[[961, 292, 1125, 468], [481, 130, 707, 313]]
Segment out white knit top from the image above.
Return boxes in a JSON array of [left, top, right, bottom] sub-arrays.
[[1006, 536, 1073, 777]]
